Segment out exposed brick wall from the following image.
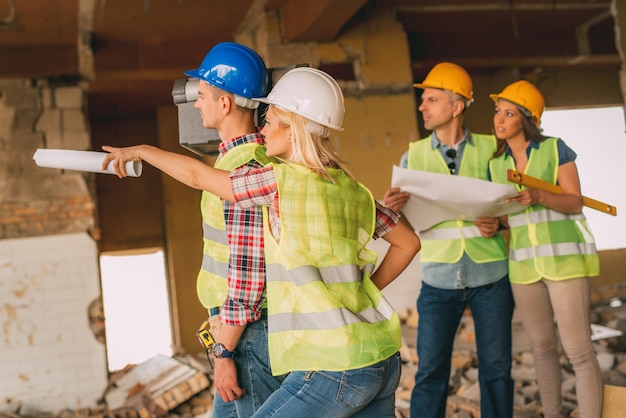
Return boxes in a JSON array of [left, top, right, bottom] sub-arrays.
[[0, 79, 95, 240], [0, 195, 94, 239]]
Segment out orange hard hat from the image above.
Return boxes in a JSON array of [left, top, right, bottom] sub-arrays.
[[414, 62, 474, 102], [490, 80, 545, 126]]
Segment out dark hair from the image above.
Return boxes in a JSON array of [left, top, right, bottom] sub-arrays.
[[492, 102, 547, 158]]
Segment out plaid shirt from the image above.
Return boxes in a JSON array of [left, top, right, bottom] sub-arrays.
[[218, 133, 267, 326], [231, 165, 399, 243]]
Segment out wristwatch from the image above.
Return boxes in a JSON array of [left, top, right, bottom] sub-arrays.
[[212, 342, 236, 359]]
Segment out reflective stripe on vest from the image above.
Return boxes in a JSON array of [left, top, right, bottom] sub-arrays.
[[201, 252, 229, 277], [510, 242, 598, 262], [488, 137, 599, 283], [196, 143, 272, 309], [419, 224, 484, 240], [508, 209, 587, 229], [203, 221, 229, 245], [264, 163, 401, 376], [407, 133, 507, 263], [266, 263, 395, 333], [266, 262, 374, 287]]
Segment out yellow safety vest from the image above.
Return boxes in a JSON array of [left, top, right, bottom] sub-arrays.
[[196, 143, 273, 310], [488, 137, 599, 284], [407, 133, 507, 264], [263, 163, 401, 376]]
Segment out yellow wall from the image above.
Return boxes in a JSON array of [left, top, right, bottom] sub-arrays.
[[341, 94, 419, 197], [157, 106, 209, 353], [318, 10, 419, 198]]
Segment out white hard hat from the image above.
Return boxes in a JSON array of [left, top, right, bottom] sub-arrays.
[[256, 67, 345, 135]]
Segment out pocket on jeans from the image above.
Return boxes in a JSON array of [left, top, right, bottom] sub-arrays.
[[334, 365, 384, 409]]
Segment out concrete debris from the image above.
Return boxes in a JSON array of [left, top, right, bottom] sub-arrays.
[[102, 354, 210, 415], [395, 284, 626, 418], [2, 285, 626, 418], [0, 354, 215, 418]]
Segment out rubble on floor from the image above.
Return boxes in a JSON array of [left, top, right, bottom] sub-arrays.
[[0, 353, 215, 418], [102, 354, 210, 415], [2, 285, 626, 418], [394, 283, 626, 418], [97, 353, 214, 418]]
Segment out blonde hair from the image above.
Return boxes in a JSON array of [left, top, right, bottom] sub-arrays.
[[270, 105, 353, 182]]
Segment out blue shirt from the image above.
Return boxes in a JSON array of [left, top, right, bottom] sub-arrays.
[[486, 137, 577, 181], [401, 129, 508, 290]]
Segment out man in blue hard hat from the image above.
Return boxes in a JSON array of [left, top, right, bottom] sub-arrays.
[[103, 42, 283, 417], [184, 42, 284, 417]]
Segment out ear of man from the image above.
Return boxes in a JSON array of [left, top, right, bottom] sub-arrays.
[[452, 99, 466, 117]]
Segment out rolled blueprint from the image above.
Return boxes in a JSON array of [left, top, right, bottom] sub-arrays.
[[33, 149, 142, 177]]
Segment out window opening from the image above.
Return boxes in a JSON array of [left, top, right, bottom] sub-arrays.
[[99, 248, 174, 372], [541, 106, 625, 250]]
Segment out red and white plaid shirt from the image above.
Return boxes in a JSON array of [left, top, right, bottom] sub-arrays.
[[218, 133, 268, 326]]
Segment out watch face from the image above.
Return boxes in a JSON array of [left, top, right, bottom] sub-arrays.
[[212, 343, 224, 356], [212, 343, 234, 358]]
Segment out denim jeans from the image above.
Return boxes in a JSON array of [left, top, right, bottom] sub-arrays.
[[251, 352, 401, 418], [213, 312, 286, 418], [410, 276, 514, 418]]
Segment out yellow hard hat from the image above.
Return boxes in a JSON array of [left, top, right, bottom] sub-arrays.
[[490, 80, 545, 126], [413, 62, 474, 102]]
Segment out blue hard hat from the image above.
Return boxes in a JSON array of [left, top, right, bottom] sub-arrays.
[[185, 42, 268, 99]]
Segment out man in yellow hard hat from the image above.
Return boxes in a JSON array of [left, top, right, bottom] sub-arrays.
[[383, 62, 514, 418]]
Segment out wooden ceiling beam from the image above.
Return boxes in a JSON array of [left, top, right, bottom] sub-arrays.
[[0, 45, 78, 78], [412, 54, 621, 71], [87, 69, 188, 93], [275, 0, 368, 42], [396, 2, 611, 13]]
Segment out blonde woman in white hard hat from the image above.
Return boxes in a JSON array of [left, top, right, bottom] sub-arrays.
[[488, 80, 602, 418], [102, 67, 421, 417]]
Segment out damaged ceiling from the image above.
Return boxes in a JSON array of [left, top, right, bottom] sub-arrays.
[[0, 0, 618, 118]]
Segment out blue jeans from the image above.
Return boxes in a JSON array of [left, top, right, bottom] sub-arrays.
[[213, 312, 286, 418], [251, 352, 401, 418], [410, 277, 514, 418]]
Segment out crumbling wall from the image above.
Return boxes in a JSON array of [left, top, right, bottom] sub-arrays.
[[0, 79, 107, 413]]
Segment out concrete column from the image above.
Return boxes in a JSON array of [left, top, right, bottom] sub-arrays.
[[612, 0, 626, 112], [236, 5, 419, 198]]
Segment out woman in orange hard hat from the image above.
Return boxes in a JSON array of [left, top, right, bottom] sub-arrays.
[[488, 80, 602, 418]]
